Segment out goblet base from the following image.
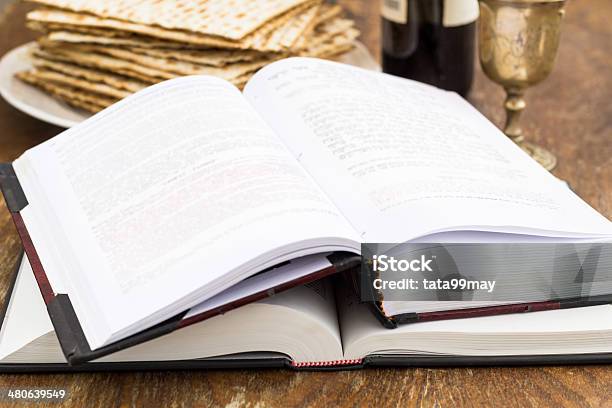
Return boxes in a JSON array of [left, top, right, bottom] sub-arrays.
[[519, 141, 557, 171]]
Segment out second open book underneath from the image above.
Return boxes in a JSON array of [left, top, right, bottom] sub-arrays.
[[2, 57, 611, 364], [2, 255, 612, 370]]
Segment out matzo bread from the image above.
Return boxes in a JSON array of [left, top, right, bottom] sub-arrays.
[[27, 6, 318, 51], [127, 47, 268, 67], [39, 42, 277, 79], [21, 67, 132, 98], [263, 2, 320, 50], [34, 46, 175, 79], [27, 10, 256, 49], [29, 0, 311, 40], [312, 3, 343, 26], [45, 32, 270, 66], [32, 57, 147, 92], [16, 70, 115, 112], [303, 27, 359, 58], [18, 0, 360, 115], [41, 35, 270, 67], [46, 31, 205, 49], [298, 18, 356, 50]]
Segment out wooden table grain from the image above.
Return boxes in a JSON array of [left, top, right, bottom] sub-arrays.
[[0, 1, 610, 407]]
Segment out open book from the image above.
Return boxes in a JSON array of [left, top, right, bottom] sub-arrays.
[[2, 255, 612, 370], [2, 58, 611, 364]]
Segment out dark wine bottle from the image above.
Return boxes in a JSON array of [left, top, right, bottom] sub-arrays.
[[382, 0, 479, 97]]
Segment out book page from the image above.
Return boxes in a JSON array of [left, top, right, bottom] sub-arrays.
[[0, 256, 57, 363], [244, 58, 612, 242], [98, 279, 343, 364], [13, 76, 360, 349], [0, 256, 343, 364], [184, 254, 332, 319], [337, 286, 612, 358]]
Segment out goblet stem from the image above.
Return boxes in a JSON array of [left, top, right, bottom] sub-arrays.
[[503, 87, 526, 144], [502, 87, 557, 170]]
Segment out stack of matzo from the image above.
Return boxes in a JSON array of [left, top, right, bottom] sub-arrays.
[[16, 0, 359, 113]]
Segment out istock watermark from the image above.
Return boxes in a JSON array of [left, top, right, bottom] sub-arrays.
[[360, 242, 612, 303]]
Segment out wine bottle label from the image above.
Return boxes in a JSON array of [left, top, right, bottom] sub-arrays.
[[382, 0, 408, 24], [443, 0, 479, 27]]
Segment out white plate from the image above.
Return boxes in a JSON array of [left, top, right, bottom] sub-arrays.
[[0, 41, 380, 129]]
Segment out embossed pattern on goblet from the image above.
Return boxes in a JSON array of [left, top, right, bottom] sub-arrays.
[[479, 0, 566, 171]]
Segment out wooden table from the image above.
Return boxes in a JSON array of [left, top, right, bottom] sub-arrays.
[[0, 1, 610, 406]]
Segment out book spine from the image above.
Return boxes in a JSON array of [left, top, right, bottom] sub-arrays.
[[0, 163, 55, 304], [10, 212, 55, 304], [0, 163, 28, 213], [290, 358, 363, 368], [414, 301, 561, 323], [47, 294, 93, 364]]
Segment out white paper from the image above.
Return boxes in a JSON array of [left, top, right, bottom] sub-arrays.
[[14, 76, 359, 349], [185, 254, 332, 318], [244, 58, 612, 242]]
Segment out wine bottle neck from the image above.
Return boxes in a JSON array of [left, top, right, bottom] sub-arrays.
[[381, 0, 479, 27]]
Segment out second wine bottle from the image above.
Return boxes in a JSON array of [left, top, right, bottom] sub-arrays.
[[382, 0, 479, 97]]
